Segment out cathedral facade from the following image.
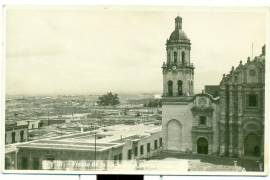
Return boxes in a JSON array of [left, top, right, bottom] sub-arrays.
[[161, 16, 265, 158], [219, 48, 265, 157]]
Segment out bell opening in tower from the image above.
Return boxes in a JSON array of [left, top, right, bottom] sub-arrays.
[[174, 52, 177, 64], [168, 80, 173, 96], [182, 51, 185, 64]]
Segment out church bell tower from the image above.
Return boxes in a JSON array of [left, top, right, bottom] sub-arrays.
[[162, 16, 194, 97]]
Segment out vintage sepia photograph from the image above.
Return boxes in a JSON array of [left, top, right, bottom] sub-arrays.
[[2, 6, 268, 175]]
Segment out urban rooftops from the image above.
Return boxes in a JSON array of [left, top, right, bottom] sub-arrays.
[[14, 124, 161, 152]]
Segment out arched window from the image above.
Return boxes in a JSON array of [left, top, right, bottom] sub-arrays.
[[177, 80, 182, 96], [182, 51, 185, 64], [174, 52, 177, 64], [168, 80, 173, 96]]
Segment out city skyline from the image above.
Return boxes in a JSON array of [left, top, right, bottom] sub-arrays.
[[5, 7, 266, 95], [4, 6, 267, 174]]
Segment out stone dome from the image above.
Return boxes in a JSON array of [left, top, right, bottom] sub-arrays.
[[169, 29, 189, 41], [168, 16, 190, 42]]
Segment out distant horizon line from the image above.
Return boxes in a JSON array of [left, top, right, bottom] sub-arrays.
[[5, 87, 210, 97], [5, 91, 164, 97], [5, 90, 208, 97]]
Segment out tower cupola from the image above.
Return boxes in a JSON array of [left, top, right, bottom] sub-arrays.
[[162, 16, 195, 97]]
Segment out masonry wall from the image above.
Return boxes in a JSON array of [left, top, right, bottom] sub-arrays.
[[162, 102, 193, 152], [136, 132, 162, 159], [17, 148, 110, 170], [163, 70, 194, 97], [118, 131, 162, 161]]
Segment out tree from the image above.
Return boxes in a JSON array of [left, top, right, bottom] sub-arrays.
[[143, 99, 161, 107], [97, 92, 120, 106]]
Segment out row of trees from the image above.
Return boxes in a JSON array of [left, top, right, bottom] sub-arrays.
[[96, 92, 161, 107], [143, 99, 162, 107]]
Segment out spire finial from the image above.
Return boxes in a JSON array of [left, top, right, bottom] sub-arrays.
[[175, 16, 182, 30]]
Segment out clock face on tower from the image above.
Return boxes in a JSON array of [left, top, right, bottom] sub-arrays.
[[172, 66, 176, 70]]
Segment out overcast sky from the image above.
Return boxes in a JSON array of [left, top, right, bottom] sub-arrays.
[[5, 7, 266, 95]]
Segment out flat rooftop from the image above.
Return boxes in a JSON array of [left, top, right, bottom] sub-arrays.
[[13, 124, 161, 152], [17, 140, 123, 151]]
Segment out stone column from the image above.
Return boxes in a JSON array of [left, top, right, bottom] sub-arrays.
[[173, 79, 177, 97], [15, 150, 18, 170], [229, 85, 234, 157], [187, 48, 190, 65], [192, 135, 197, 154], [219, 87, 226, 156], [219, 124, 225, 155], [261, 127, 264, 157], [209, 135, 213, 155], [237, 86, 243, 157], [177, 48, 181, 65], [170, 49, 173, 64], [170, 48, 174, 64], [237, 119, 243, 157], [191, 80, 194, 96], [179, 48, 182, 64]]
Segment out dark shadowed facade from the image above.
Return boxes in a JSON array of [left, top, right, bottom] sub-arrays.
[[205, 85, 220, 98], [219, 47, 265, 157]]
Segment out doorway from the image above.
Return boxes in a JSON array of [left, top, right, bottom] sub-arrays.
[[197, 137, 208, 154], [244, 133, 261, 157]]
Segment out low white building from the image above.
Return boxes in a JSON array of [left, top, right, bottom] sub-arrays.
[[6, 124, 162, 170]]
